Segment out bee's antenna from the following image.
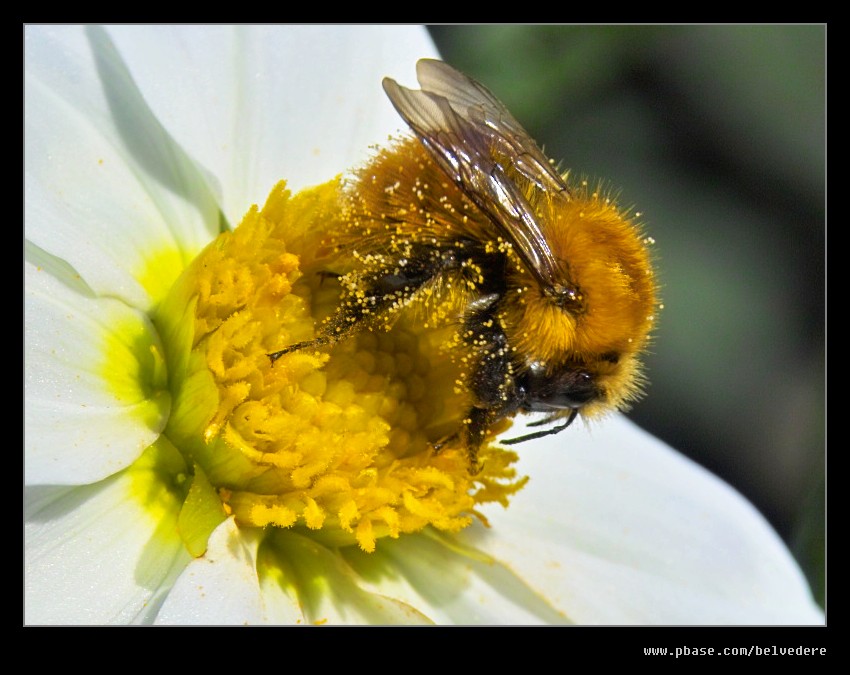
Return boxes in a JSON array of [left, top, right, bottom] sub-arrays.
[[501, 408, 579, 445]]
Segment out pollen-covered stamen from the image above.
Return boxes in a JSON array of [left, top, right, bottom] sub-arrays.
[[157, 179, 527, 555]]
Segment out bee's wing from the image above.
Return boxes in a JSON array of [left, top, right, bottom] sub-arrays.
[[382, 59, 568, 292], [414, 59, 567, 194]]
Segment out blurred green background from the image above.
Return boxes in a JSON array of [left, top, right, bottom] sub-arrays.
[[428, 25, 825, 606]]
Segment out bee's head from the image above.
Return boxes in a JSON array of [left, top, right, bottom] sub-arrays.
[[518, 348, 649, 420]]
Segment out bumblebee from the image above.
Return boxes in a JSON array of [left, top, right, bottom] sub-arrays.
[[270, 59, 658, 468]]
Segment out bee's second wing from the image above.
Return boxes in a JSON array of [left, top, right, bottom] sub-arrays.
[[382, 64, 565, 292], [414, 59, 567, 196]]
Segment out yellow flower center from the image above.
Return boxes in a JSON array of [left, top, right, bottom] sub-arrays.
[[156, 180, 527, 553]]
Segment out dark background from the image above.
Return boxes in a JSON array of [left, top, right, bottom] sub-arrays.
[[428, 25, 825, 606]]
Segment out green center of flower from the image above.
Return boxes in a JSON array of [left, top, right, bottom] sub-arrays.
[[154, 180, 527, 554]]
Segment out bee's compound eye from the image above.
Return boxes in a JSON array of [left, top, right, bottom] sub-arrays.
[[559, 371, 597, 407], [522, 367, 599, 412]]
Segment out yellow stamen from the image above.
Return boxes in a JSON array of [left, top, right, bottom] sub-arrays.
[[158, 180, 527, 553]]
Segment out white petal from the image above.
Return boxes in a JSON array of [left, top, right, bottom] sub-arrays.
[[154, 518, 273, 625], [104, 25, 440, 226], [25, 25, 221, 309], [156, 525, 435, 625], [341, 532, 570, 625], [25, 259, 170, 485], [261, 531, 433, 625], [25, 470, 190, 625], [458, 415, 823, 625]]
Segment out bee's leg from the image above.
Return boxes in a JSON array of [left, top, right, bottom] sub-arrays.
[[463, 407, 494, 474], [431, 431, 458, 455], [269, 246, 465, 363], [460, 293, 520, 470], [317, 270, 341, 285], [267, 271, 342, 362], [268, 336, 333, 363]]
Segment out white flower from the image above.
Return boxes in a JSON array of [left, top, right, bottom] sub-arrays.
[[24, 24, 823, 626]]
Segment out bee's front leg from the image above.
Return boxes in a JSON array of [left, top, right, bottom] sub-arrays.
[[460, 293, 521, 471]]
